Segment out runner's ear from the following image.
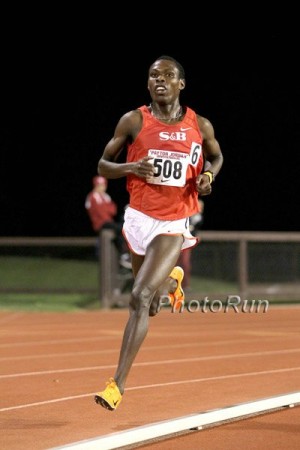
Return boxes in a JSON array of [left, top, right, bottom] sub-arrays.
[[179, 79, 185, 90]]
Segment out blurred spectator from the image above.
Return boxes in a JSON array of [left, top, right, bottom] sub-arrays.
[[177, 199, 204, 290], [85, 176, 131, 269]]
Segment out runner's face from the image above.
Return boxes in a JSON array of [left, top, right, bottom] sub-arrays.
[[148, 60, 185, 104]]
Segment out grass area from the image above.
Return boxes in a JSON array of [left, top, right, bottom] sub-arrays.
[[0, 256, 98, 289], [189, 276, 237, 294], [0, 293, 101, 312], [0, 255, 100, 312], [0, 256, 298, 312], [0, 289, 297, 313]]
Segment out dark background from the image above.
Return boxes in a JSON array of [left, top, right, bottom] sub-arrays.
[[1, 28, 299, 237]]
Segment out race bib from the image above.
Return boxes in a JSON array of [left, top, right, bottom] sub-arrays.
[[147, 149, 189, 187]]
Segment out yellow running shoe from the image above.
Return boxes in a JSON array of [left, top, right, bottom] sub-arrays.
[[94, 378, 122, 411], [168, 266, 185, 311]]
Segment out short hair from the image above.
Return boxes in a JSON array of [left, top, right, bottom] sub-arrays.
[[155, 55, 185, 80]]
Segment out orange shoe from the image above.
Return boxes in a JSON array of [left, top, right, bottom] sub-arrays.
[[168, 266, 185, 311]]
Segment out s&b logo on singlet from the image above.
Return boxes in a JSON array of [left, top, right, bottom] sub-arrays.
[[159, 131, 187, 141]]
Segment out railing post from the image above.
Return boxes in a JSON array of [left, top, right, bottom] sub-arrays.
[[99, 229, 118, 308], [238, 239, 248, 299]]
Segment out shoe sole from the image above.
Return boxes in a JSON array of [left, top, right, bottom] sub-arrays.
[[94, 394, 115, 411]]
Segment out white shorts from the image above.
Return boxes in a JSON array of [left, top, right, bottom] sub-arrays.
[[122, 206, 199, 256]]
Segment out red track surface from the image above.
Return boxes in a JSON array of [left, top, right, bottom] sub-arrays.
[[1, 305, 300, 449]]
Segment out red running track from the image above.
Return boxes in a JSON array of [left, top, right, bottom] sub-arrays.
[[1, 305, 300, 449]]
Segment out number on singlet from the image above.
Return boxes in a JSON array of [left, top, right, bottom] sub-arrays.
[[191, 144, 201, 165], [153, 158, 183, 180]]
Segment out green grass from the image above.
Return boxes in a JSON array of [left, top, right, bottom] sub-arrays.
[[0, 256, 98, 289], [189, 276, 237, 294], [0, 293, 101, 312], [0, 256, 297, 312], [0, 255, 100, 311]]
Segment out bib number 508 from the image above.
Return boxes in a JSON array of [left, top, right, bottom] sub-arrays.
[[153, 159, 182, 180]]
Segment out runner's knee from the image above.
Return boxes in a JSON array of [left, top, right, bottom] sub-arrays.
[[130, 285, 153, 314]]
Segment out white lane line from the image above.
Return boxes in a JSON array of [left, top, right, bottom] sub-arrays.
[[1, 347, 300, 379], [0, 336, 120, 348], [1, 338, 297, 361], [1, 366, 300, 412]]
